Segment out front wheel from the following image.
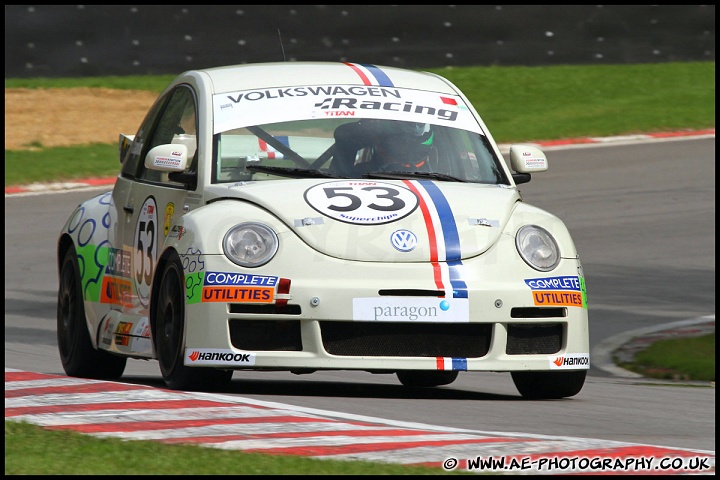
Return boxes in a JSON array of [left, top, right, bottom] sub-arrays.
[[57, 246, 126, 379], [154, 254, 233, 391], [396, 370, 458, 388], [511, 370, 587, 399]]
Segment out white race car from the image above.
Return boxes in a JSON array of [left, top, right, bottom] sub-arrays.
[[57, 61, 589, 398]]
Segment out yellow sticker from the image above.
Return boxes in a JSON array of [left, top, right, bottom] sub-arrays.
[[164, 202, 175, 236]]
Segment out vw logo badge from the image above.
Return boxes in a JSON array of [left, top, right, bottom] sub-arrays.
[[391, 229, 418, 252]]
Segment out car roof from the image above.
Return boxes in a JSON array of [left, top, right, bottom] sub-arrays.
[[189, 61, 460, 96]]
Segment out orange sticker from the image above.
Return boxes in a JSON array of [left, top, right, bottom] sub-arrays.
[[201, 286, 274, 303]]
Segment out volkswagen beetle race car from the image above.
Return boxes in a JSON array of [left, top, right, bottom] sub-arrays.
[[57, 61, 589, 398]]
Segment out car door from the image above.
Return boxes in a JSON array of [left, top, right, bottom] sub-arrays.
[[109, 85, 200, 347]]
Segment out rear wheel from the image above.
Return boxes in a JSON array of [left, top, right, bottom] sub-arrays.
[[154, 254, 232, 391], [511, 370, 586, 399], [57, 247, 126, 379], [397, 370, 459, 388]]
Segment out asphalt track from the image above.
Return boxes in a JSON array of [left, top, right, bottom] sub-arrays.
[[5, 367, 714, 475], [5, 129, 715, 474]]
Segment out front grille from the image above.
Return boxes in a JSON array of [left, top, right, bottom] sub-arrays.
[[320, 321, 491, 357], [506, 323, 563, 355], [229, 319, 302, 351]]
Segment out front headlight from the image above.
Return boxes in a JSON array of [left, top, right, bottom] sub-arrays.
[[223, 222, 278, 267], [515, 225, 560, 271]]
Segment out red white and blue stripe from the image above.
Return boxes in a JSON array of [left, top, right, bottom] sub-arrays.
[[343, 62, 395, 87], [403, 180, 468, 300]]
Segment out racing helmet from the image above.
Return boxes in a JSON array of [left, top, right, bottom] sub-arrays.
[[374, 120, 434, 166]]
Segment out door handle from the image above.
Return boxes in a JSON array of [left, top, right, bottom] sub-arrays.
[[123, 205, 134, 214]]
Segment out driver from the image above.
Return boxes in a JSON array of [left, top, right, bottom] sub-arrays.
[[172, 104, 197, 158], [333, 119, 434, 175]]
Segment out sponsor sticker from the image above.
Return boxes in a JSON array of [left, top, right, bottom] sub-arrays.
[[520, 150, 547, 170], [153, 155, 183, 169], [185, 349, 256, 366], [114, 321, 133, 346], [204, 272, 278, 286], [105, 247, 132, 278], [525, 275, 585, 308], [201, 286, 274, 303], [200, 271, 278, 303], [168, 225, 187, 239], [100, 276, 133, 308], [548, 353, 590, 369], [212, 84, 481, 134], [163, 203, 174, 236], [353, 297, 469, 322]]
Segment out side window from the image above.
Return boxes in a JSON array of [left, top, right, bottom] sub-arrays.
[[123, 86, 197, 185], [120, 95, 166, 179]]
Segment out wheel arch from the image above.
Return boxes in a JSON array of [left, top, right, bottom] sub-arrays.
[[57, 233, 75, 280], [149, 246, 183, 353]]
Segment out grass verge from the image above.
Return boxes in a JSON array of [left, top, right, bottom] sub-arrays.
[[5, 61, 715, 187], [4, 420, 467, 475], [618, 332, 715, 382]]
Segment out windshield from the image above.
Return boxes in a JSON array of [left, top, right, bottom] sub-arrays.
[[212, 118, 509, 184]]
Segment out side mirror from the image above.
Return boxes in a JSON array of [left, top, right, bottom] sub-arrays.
[[144, 144, 189, 172], [509, 145, 548, 185], [509, 145, 548, 173]]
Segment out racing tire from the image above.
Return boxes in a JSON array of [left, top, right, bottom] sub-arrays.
[[154, 254, 233, 391], [396, 370, 459, 388], [511, 370, 587, 399], [57, 247, 127, 379]]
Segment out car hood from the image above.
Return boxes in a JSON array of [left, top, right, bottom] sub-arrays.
[[205, 179, 520, 262]]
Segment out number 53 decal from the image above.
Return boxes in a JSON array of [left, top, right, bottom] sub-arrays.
[[304, 181, 418, 225], [134, 197, 158, 307]]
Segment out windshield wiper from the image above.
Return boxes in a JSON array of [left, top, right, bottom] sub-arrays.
[[246, 165, 341, 179], [363, 171, 467, 182]]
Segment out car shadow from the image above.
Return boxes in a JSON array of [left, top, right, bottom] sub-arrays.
[[119, 374, 524, 401]]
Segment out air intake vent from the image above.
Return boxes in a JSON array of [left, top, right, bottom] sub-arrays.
[[506, 323, 563, 355], [320, 321, 491, 357], [511, 307, 566, 318], [229, 320, 302, 351]]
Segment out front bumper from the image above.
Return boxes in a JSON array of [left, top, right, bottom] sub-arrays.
[[181, 244, 589, 373]]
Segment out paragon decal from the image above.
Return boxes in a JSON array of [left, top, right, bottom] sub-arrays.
[[525, 275, 585, 308], [549, 353, 590, 369], [353, 297, 470, 322], [185, 348, 256, 366]]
